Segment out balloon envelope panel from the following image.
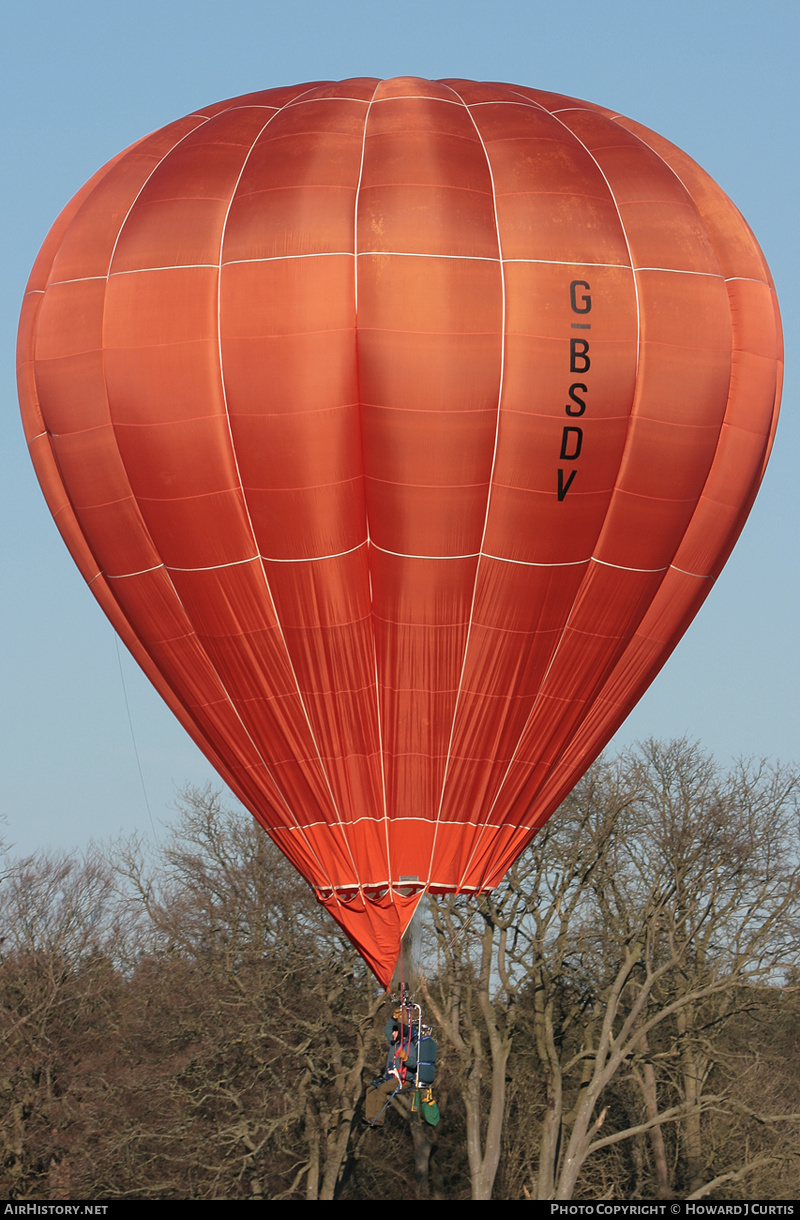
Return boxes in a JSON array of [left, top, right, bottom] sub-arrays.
[[18, 79, 782, 986]]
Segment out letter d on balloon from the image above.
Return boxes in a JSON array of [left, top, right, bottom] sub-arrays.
[[560, 426, 583, 461]]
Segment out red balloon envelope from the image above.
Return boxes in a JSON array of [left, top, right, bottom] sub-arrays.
[[17, 79, 782, 985]]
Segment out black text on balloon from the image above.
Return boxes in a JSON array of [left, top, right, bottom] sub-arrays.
[[559, 282, 592, 500]]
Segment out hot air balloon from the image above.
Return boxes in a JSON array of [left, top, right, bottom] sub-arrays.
[[17, 78, 782, 987]]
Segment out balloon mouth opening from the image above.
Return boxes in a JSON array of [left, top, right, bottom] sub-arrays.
[[315, 880, 491, 905], [316, 880, 427, 903]]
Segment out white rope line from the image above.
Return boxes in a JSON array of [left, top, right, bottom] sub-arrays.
[[469, 98, 570, 111], [454, 88, 645, 890], [100, 548, 713, 580], [271, 811, 541, 833], [108, 264, 218, 277], [324, 883, 492, 892], [635, 266, 721, 278], [102, 120, 210, 278], [35, 106, 334, 886], [355, 83, 394, 896], [40, 276, 109, 288], [106, 91, 341, 891], [45, 113, 216, 606], [484, 552, 589, 568], [314, 883, 493, 898], [602, 109, 773, 568], [223, 251, 352, 266], [264, 89, 601, 113], [286, 94, 374, 107], [425, 81, 509, 886], [106, 563, 168, 580], [40, 257, 753, 287], [455, 91, 739, 881], [259, 540, 367, 563], [158, 555, 260, 572], [280, 92, 462, 109], [193, 105, 282, 118], [370, 543, 479, 560], [503, 257, 630, 269], [671, 564, 712, 580], [591, 557, 666, 573], [211, 88, 363, 895], [609, 110, 698, 211], [206, 89, 478, 117]]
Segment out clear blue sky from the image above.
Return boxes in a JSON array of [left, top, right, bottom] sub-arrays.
[[2, 0, 798, 855]]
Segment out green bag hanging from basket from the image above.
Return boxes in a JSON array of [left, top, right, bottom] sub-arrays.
[[418, 1087, 440, 1127]]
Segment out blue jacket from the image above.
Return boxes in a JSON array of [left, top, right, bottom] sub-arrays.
[[384, 1019, 437, 1085]]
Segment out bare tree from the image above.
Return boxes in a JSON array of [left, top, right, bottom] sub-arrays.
[[0, 847, 122, 1197], [418, 742, 800, 1200], [500, 742, 800, 1199], [3, 746, 799, 1201], [418, 871, 539, 1199], [111, 785, 385, 1200]]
